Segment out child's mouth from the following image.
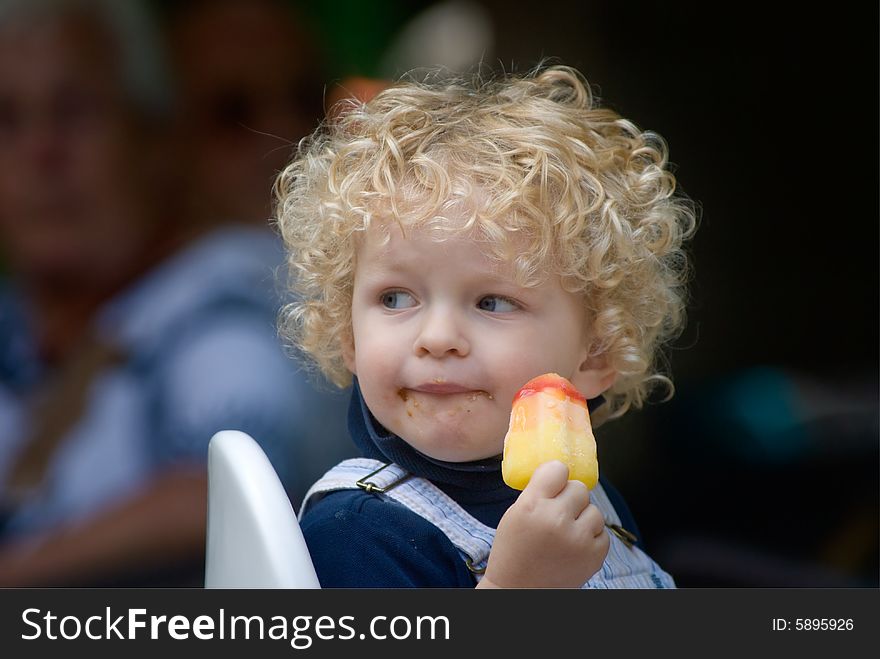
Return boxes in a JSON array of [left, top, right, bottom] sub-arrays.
[[397, 387, 496, 420], [397, 383, 495, 408], [399, 386, 495, 401]]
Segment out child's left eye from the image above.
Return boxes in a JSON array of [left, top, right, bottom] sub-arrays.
[[477, 295, 519, 313]]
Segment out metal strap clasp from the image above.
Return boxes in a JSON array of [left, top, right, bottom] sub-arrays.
[[606, 522, 639, 549], [465, 556, 486, 575], [355, 462, 411, 494]]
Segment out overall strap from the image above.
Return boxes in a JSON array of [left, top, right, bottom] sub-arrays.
[[300, 458, 494, 576]]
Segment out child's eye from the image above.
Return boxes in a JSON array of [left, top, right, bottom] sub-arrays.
[[477, 295, 519, 313], [380, 291, 416, 309]]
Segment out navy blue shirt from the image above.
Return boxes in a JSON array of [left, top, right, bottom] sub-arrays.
[[300, 382, 641, 587]]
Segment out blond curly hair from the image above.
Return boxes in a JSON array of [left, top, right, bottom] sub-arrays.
[[275, 65, 697, 422]]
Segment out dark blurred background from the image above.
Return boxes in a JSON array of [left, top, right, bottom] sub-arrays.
[[1, 0, 875, 587]]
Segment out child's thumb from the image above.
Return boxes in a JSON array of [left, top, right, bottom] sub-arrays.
[[522, 460, 569, 499]]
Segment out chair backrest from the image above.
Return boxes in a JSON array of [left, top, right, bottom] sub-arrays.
[[204, 430, 321, 588]]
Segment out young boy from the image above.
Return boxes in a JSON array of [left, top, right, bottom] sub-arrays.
[[275, 65, 696, 588]]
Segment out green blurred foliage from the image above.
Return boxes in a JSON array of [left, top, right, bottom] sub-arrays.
[[293, 0, 422, 79]]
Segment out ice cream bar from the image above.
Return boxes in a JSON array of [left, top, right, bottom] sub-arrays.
[[501, 373, 598, 490]]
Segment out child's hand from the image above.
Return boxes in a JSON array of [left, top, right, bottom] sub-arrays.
[[478, 460, 609, 588]]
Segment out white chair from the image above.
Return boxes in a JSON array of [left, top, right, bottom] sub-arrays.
[[204, 430, 321, 588]]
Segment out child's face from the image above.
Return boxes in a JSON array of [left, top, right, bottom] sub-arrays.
[[344, 220, 612, 463]]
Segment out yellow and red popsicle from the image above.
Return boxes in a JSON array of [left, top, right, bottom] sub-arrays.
[[501, 373, 598, 490]]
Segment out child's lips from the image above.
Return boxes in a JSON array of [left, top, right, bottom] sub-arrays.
[[406, 383, 494, 399], [411, 382, 476, 394]]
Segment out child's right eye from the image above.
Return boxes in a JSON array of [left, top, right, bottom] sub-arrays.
[[380, 291, 416, 309]]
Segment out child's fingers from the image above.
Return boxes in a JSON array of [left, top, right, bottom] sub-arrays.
[[521, 460, 569, 500], [555, 478, 591, 517], [575, 503, 607, 538]]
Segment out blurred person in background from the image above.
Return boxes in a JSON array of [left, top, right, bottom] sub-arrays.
[[161, 0, 354, 502], [163, 0, 325, 228], [0, 0, 348, 586]]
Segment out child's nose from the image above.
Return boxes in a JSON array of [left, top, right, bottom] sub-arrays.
[[413, 306, 470, 358]]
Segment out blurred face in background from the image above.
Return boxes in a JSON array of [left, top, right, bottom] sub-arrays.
[[0, 13, 161, 289], [171, 0, 323, 226]]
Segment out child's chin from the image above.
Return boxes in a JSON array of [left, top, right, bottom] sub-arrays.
[[402, 421, 501, 464]]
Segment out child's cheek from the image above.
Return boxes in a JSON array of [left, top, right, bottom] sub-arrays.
[[357, 334, 400, 389]]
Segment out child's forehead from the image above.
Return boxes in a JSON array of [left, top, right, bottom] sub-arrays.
[[352, 189, 560, 288], [353, 217, 555, 289]]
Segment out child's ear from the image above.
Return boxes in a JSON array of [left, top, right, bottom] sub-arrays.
[[571, 352, 617, 400], [341, 332, 357, 375]]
